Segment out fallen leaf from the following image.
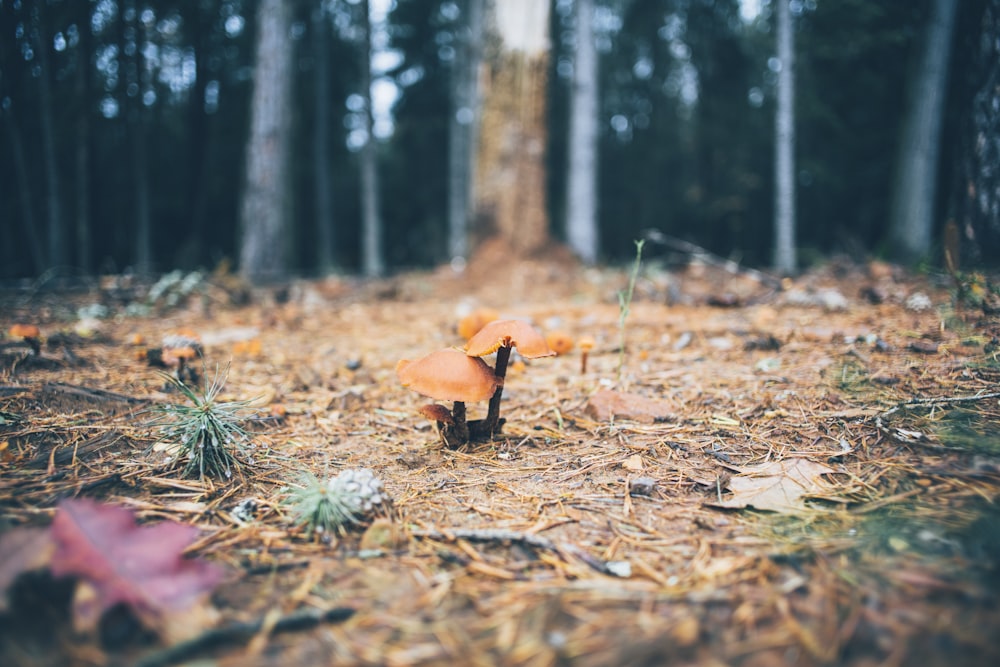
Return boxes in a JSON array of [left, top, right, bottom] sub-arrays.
[[585, 389, 675, 424], [0, 526, 55, 612], [622, 454, 644, 471], [49, 498, 226, 635], [706, 458, 836, 513]]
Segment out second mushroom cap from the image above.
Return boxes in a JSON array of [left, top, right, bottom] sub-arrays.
[[464, 320, 555, 359]]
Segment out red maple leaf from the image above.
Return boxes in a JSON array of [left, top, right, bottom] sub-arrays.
[[48, 498, 225, 629]]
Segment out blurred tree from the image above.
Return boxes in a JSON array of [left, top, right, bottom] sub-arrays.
[[475, 0, 551, 255], [313, 0, 336, 274], [772, 0, 796, 274], [121, 0, 152, 273], [240, 0, 294, 283], [888, 0, 958, 262], [358, 0, 384, 277], [447, 0, 484, 265], [565, 0, 599, 264], [960, 0, 1000, 261], [32, 0, 67, 271]]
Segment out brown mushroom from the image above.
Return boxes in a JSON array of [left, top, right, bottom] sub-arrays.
[[397, 349, 499, 446], [9, 324, 41, 355], [464, 319, 554, 438], [578, 336, 596, 374], [418, 403, 456, 445], [545, 331, 575, 356], [457, 308, 499, 341]]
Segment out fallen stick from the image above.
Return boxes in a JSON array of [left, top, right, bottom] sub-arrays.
[[412, 527, 622, 576], [134, 606, 355, 667]]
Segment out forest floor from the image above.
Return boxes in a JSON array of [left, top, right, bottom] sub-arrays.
[[1, 244, 999, 667]]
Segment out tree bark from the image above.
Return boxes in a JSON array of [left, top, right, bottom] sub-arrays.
[[448, 0, 484, 265], [314, 2, 336, 273], [240, 0, 294, 284], [773, 0, 796, 274], [33, 2, 66, 271], [475, 0, 551, 255], [74, 2, 93, 275], [888, 0, 959, 262], [359, 0, 384, 277], [565, 0, 599, 264]]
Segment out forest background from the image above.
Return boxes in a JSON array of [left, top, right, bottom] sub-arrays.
[[1, 0, 997, 284]]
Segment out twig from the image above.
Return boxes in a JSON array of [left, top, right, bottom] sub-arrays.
[[642, 229, 783, 289], [876, 391, 1000, 420], [412, 527, 620, 576], [134, 606, 355, 667]]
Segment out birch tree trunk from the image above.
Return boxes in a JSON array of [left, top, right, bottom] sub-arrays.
[[566, 0, 599, 264], [359, 0, 384, 277], [314, 2, 336, 273], [888, 0, 958, 262], [475, 0, 551, 255], [447, 0, 484, 265], [240, 0, 294, 284], [773, 0, 796, 274]]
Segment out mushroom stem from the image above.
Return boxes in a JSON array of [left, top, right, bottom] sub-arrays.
[[25, 337, 41, 356], [484, 345, 513, 437], [580, 351, 589, 374], [451, 401, 469, 445]]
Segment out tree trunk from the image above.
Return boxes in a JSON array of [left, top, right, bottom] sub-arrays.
[[240, 0, 294, 284], [121, 0, 152, 274], [314, 2, 336, 273], [2, 103, 44, 273], [448, 0, 484, 265], [33, 2, 66, 271], [475, 0, 551, 255], [962, 0, 1000, 260], [565, 0, 599, 264], [359, 0, 384, 277], [74, 3, 92, 275], [888, 0, 959, 262], [773, 0, 796, 274]]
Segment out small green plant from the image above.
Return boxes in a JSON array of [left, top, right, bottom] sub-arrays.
[[285, 469, 389, 538], [150, 366, 258, 480], [617, 239, 645, 382]]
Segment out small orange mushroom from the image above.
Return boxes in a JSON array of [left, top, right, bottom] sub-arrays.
[[8, 324, 41, 355], [464, 319, 555, 438], [545, 331, 575, 356], [397, 349, 500, 446], [418, 403, 456, 446], [457, 308, 499, 340], [578, 336, 596, 374]]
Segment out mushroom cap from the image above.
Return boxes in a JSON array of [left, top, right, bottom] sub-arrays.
[[578, 336, 596, 352], [397, 349, 500, 402], [9, 324, 40, 338], [418, 403, 455, 425], [162, 345, 199, 366], [545, 331, 575, 355], [464, 320, 555, 359], [457, 308, 499, 341]]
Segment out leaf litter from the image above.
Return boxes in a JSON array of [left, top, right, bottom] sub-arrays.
[[0, 254, 999, 666]]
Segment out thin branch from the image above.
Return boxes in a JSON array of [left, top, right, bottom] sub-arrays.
[[876, 391, 1000, 420], [411, 527, 620, 576], [135, 606, 355, 667], [642, 229, 783, 289]]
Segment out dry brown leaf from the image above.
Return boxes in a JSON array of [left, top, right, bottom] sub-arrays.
[[584, 389, 675, 424], [706, 458, 836, 513]]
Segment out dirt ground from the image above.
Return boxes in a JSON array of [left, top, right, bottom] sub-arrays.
[[1, 249, 999, 667]]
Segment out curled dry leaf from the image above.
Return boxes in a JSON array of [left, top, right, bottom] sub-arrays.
[[706, 458, 836, 513]]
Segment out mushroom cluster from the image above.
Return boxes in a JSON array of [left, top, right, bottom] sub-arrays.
[[397, 319, 554, 447]]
